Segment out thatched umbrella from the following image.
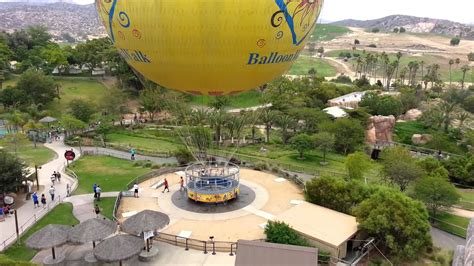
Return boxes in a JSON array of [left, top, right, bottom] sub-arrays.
[[26, 224, 70, 260], [121, 210, 170, 252], [69, 218, 117, 248], [39, 116, 58, 124], [93, 235, 143, 266], [121, 210, 170, 235]]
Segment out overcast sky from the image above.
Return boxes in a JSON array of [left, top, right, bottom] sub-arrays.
[[3, 0, 473, 24]]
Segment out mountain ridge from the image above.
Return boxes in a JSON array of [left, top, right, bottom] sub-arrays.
[[331, 15, 474, 39]]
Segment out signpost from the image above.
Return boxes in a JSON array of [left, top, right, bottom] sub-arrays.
[[64, 150, 76, 166]]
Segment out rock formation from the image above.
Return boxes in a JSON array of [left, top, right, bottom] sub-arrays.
[[366, 116, 396, 145], [453, 218, 474, 266]]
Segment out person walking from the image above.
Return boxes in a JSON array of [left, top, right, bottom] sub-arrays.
[[133, 183, 139, 198], [57, 171, 61, 183], [180, 177, 184, 192], [41, 194, 47, 208], [32, 192, 39, 208], [162, 178, 169, 193], [66, 183, 71, 197], [96, 185, 102, 201], [94, 204, 101, 218], [93, 183, 97, 199], [49, 186, 55, 201]]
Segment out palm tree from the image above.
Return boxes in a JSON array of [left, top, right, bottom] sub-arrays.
[[385, 61, 398, 90], [260, 110, 276, 143], [226, 115, 246, 144], [190, 109, 208, 126], [457, 112, 470, 128], [455, 58, 461, 68], [243, 110, 260, 144], [407, 61, 419, 86], [208, 110, 228, 146], [23, 120, 43, 148], [399, 67, 408, 85], [6, 110, 27, 133], [420, 60, 425, 83], [277, 115, 295, 144], [395, 51, 403, 79], [449, 59, 454, 84], [461, 65, 470, 89]]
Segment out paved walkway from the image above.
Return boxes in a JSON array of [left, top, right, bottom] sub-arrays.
[[63, 192, 120, 222], [450, 207, 474, 218], [0, 137, 81, 251], [431, 227, 465, 251], [80, 146, 177, 164]]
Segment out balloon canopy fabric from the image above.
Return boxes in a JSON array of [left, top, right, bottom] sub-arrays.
[[68, 218, 117, 244], [96, 0, 324, 95], [26, 224, 71, 250], [121, 210, 170, 236], [93, 235, 144, 263]]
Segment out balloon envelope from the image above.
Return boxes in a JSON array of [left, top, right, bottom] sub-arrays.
[[97, 0, 324, 95]]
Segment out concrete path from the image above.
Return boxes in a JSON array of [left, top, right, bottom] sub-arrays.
[[430, 227, 465, 251], [63, 192, 119, 222], [0, 137, 81, 251], [450, 207, 474, 219], [80, 146, 177, 165]]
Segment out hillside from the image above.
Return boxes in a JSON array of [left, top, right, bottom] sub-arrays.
[[332, 15, 474, 39], [0, 2, 105, 42]]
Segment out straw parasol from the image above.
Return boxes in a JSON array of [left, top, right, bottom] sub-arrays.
[[26, 224, 71, 260], [93, 235, 143, 265], [69, 218, 117, 248], [39, 116, 58, 124], [121, 210, 170, 236]]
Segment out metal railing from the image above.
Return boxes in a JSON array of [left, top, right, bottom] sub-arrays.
[[430, 216, 467, 239], [1, 197, 61, 251], [154, 232, 238, 255]]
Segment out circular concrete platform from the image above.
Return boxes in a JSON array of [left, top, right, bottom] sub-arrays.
[[138, 248, 160, 262], [43, 253, 66, 265], [171, 184, 256, 214]]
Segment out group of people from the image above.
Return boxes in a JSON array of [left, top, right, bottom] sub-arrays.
[[93, 184, 102, 200], [50, 171, 61, 184], [161, 177, 185, 193], [32, 192, 48, 209], [0, 205, 14, 221]]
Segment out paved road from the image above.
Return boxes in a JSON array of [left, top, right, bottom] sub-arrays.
[[431, 227, 465, 251], [0, 138, 81, 251], [80, 146, 177, 164], [63, 192, 120, 222]]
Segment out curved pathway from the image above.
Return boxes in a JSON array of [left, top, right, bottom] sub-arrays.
[[0, 137, 80, 251], [80, 146, 177, 164], [63, 192, 119, 222], [450, 207, 474, 219]]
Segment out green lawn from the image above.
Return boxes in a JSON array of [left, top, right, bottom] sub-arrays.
[[394, 121, 431, 144], [69, 156, 153, 194], [455, 189, 474, 210], [105, 129, 183, 155], [45, 78, 114, 117], [309, 24, 351, 42], [188, 90, 263, 108], [2, 203, 78, 262], [289, 57, 337, 77], [0, 138, 56, 166], [94, 197, 116, 220], [433, 212, 469, 238]]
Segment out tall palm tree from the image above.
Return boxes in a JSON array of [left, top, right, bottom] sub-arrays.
[[190, 109, 208, 126], [457, 112, 470, 128], [420, 60, 425, 82], [208, 110, 229, 146], [23, 120, 43, 148], [226, 115, 246, 144], [277, 115, 295, 144], [260, 110, 276, 143], [455, 58, 461, 68], [395, 51, 403, 79], [448, 59, 454, 84], [461, 65, 470, 89]]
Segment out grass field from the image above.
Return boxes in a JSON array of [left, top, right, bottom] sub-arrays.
[[309, 24, 351, 42], [289, 56, 337, 77], [70, 155, 153, 194], [94, 198, 116, 220], [0, 138, 56, 166], [433, 212, 469, 238], [105, 128, 183, 155], [2, 203, 78, 262], [455, 189, 474, 210], [188, 90, 263, 108], [45, 78, 114, 117], [394, 121, 431, 144]]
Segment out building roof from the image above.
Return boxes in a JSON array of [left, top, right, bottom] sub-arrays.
[[323, 106, 352, 118], [235, 240, 318, 266], [328, 91, 366, 103], [275, 202, 358, 248]]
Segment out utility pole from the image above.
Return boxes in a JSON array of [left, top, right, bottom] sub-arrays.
[[14, 210, 19, 242]]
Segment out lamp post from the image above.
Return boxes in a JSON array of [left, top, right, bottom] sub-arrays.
[[210, 236, 216, 255], [35, 165, 42, 191]]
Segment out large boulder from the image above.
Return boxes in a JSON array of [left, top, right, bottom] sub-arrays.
[[366, 115, 396, 144], [411, 134, 432, 145], [400, 109, 423, 121]]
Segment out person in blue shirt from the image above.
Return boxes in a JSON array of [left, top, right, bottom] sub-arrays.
[[32, 192, 39, 208], [93, 183, 97, 199]]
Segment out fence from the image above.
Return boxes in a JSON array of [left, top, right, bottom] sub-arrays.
[[112, 167, 183, 221], [154, 231, 238, 255], [374, 140, 463, 159], [0, 197, 61, 251], [207, 149, 347, 179], [430, 216, 467, 239]]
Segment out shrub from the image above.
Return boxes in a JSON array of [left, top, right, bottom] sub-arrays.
[[371, 28, 380, 33], [143, 162, 152, 168], [368, 44, 377, 48], [450, 37, 461, 46], [173, 148, 194, 166], [264, 221, 310, 247], [151, 164, 161, 169], [253, 162, 268, 171]]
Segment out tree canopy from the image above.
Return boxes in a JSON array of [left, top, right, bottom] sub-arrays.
[[0, 150, 28, 195]]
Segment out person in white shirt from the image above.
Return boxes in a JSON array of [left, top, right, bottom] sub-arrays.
[[49, 186, 55, 201], [133, 183, 139, 198]]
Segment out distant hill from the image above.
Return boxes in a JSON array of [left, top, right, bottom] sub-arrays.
[[0, 2, 105, 42], [332, 15, 474, 39]]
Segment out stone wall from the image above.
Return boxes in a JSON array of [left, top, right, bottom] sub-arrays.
[[453, 218, 474, 265]]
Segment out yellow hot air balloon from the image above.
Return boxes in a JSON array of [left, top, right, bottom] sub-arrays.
[[96, 0, 324, 95]]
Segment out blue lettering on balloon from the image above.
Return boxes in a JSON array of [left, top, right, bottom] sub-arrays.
[[118, 49, 152, 64]]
